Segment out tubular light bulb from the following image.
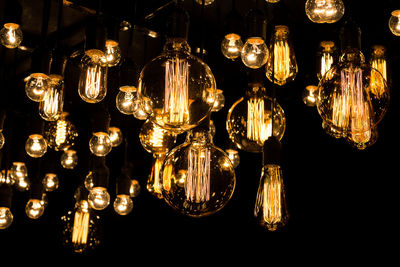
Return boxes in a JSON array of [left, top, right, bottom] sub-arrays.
[[25, 73, 49, 102], [42, 173, 59, 192], [241, 37, 269, 69], [266, 25, 298, 86], [101, 40, 121, 67], [254, 164, 289, 231], [39, 74, 64, 121], [317, 41, 337, 80], [305, 0, 345, 24], [147, 153, 167, 199], [25, 134, 47, 158], [129, 179, 141, 198], [108, 127, 123, 147], [116, 86, 137, 115], [61, 150, 78, 169], [369, 45, 388, 96], [88, 187, 110, 210], [139, 120, 177, 154], [389, 10, 400, 36], [25, 199, 45, 219], [113, 194, 133, 215], [302, 85, 318, 107], [0, 131, 4, 149], [0, 207, 13, 229], [89, 132, 112, 157], [78, 49, 108, 103], [221, 33, 243, 60], [0, 23, 23, 49]]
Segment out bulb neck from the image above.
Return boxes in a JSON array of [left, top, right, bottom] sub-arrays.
[[262, 136, 281, 166], [186, 129, 212, 146], [245, 8, 267, 40], [163, 38, 191, 54], [339, 49, 365, 65]]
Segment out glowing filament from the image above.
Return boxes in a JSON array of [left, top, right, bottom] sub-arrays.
[[149, 125, 165, 148], [247, 98, 272, 143], [42, 88, 61, 119], [85, 66, 102, 99], [273, 39, 291, 84], [370, 59, 387, 96], [147, 153, 166, 197], [55, 119, 67, 146], [164, 58, 189, 124], [72, 209, 90, 247], [320, 52, 334, 80]]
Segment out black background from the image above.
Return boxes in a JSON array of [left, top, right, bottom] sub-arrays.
[[0, 0, 399, 263]]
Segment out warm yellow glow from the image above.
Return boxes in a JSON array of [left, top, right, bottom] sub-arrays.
[[4, 23, 19, 45], [85, 65, 102, 99], [147, 153, 166, 198], [247, 98, 272, 143], [56, 118, 67, 147], [162, 163, 173, 191], [370, 46, 387, 97], [72, 204, 90, 247], [40, 75, 63, 121], [319, 41, 335, 80]]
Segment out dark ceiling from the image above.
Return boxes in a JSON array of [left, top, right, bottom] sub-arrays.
[[0, 0, 399, 262]]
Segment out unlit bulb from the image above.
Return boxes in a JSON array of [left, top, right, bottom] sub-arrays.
[[89, 132, 112, 157], [241, 37, 269, 69], [0, 23, 23, 49], [25, 134, 47, 158]]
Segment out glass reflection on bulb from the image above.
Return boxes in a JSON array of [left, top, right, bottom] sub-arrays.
[[116, 86, 137, 115], [305, 0, 345, 24], [133, 96, 152, 120], [129, 179, 141, 198], [389, 10, 400, 36], [25, 199, 45, 219], [317, 41, 337, 81], [302, 85, 318, 107], [139, 119, 176, 154], [221, 33, 243, 60], [370, 45, 389, 96], [61, 150, 78, 169], [147, 153, 167, 199], [42, 173, 59, 192], [88, 187, 110, 210], [39, 74, 64, 121], [25, 73, 49, 102], [225, 149, 240, 168], [0, 207, 13, 229], [84, 171, 94, 191], [25, 134, 47, 158], [0, 131, 4, 149], [108, 127, 123, 147], [89, 132, 112, 157], [210, 89, 225, 112], [113, 194, 133, 215], [0, 23, 23, 49], [101, 40, 121, 67], [241, 37, 269, 69]]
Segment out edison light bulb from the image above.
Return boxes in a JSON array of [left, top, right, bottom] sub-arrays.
[[0, 170, 14, 185], [225, 149, 240, 168], [138, 37, 216, 133], [302, 85, 318, 107], [305, 0, 345, 24], [25, 199, 45, 219], [221, 33, 243, 60], [101, 40, 121, 67], [39, 74, 64, 121], [88, 187, 110, 210], [266, 25, 298, 86], [370, 45, 389, 96], [10, 162, 30, 191], [44, 112, 78, 151], [61, 150, 78, 169], [129, 179, 141, 198], [42, 173, 59, 192], [210, 89, 225, 112], [227, 84, 286, 153], [316, 41, 337, 80], [25, 73, 49, 102], [241, 37, 269, 69], [389, 10, 400, 36], [0, 207, 13, 229], [161, 129, 236, 217], [25, 134, 47, 158], [0, 131, 4, 149], [108, 127, 123, 147], [139, 119, 176, 154], [89, 132, 112, 156], [78, 49, 108, 103], [147, 153, 167, 198], [116, 86, 137, 115], [0, 23, 23, 48], [113, 194, 133, 215]]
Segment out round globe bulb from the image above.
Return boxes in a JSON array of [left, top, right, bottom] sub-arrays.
[[129, 179, 141, 198], [0, 23, 23, 49], [108, 127, 123, 147], [0, 207, 13, 229], [25, 134, 47, 158], [305, 0, 345, 24], [60, 150, 78, 169], [389, 10, 400, 36], [302, 85, 318, 107], [116, 86, 137, 115], [25, 73, 49, 102], [221, 33, 243, 60], [241, 37, 269, 69], [89, 132, 112, 157], [113, 194, 134, 215], [42, 173, 59, 192], [101, 40, 121, 67], [25, 199, 45, 219], [225, 149, 240, 168], [88, 187, 110, 210]]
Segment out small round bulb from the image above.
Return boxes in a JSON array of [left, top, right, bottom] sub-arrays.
[[89, 132, 112, 157], [0, 23, 23, 49], [225, 149, 240, 168], [116, 86, 138, 115], [211, 89, 225, 112], [101, 40, 121, 67], [389, 10, 400, 36], [10, 162, 30, 191], [42, 173, 59, 192], [60, 150, 78, 169], [108, 127, 123, 147], [305, 0, 345, 24], [221, 33, 243, 60], [302, 85, 318, 107], [241, 37, 269, 69], [25, 73, 49, 102], [25, 134, 47, 158], [0, 207, 13, 229], [88, 187, 110, 210], [113, 194, 134, 215], [0, 170, 14, 185], [25, 199, 45, 219], [129, 179, 141, 198], [84, 171, 94, 191]]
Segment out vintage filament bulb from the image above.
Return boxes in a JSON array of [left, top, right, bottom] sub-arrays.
[[25, 73, 49, 102], [139, 119, 177, 154], [305, 0, 345, 24], [113, 194, 133, 215], [369, 45, 389, 96], [221, 33, 243, 60], [44, 112, 78, 151], [88, 187, 110, 211], [39, 74, 64, 121], [25, 134, 47, 158], [316, 41, 337, 80], [116, 86, 137, 115], [0, 23, 23, 48], [0, 207, 13, 229], [25, 198, 45, 219]]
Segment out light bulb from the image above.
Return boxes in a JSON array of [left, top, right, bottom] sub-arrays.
[[221, 33, 243, 60], [42, 173, 59, 192], [101, 40, 121, 67], [61, 150, 78, 169], [78, 49, 108, 103], [25, 199, 45, 219], [88, 187, 110, 210], [209, 119, 216, 138], [138, 37, 216, 133], [113, 194, 133, 215], [10, 162, 30, 191], [139, 119, 177, 154], [116, 86, 138, 115], [0, 23, 23, 49], [302, 85, 318, 107], [194, 0, 215, 5], [0, 170, 14, 185], [108, 127, 123, 147], [0, 207, 13, 229], [25, 134, 47, 158], [44, 112, 78, 151], [84, 171, 94, 191], [161, 129, 236, 217], [39, 74, 64, 121], [129, 179, 141, 198], [225, 149, 240, 168], [25, 73, 49, 102], [210, 89, 225, 112], [0, 131, 4, 149], [254, 164, 289, 231], [316, 41, 337, 81], [266, 25, 298, 86], [227, 84, 286, 153], [89, 132, 112, 157], [369, 45, 389, 96], [132, 96, 152, 120], [305, 0, 345, 24], [147, 153, 168, 199], [389, 10, 400, 36], [241, 37, 269, 69]]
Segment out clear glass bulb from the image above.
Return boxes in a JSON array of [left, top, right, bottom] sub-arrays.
[[25, 199, 45, 219], [101, 40, 121, 67], [0, 130, 4, 149], [25, 73, 49, 102], [226, 84, 286, 153], [221, 33, 243, 60], [10, 162, 30, 191], [42, 173, 59, 192], [89, 132, 112, 156], [254, 164, 289, 231], [116, 86, 138, 115], [194, 0, 215, 5], [161, 130, 236, 217], [88, 187, 110, 210], [389, 10, 400, 36], [225, 149, 240, 168], [139, 119, 177, 154], [78, 49, 108, 103], [39, 74, 64, 121], [0, 23, 23, 49], [147, 152, 167, 199], [84, 171, 94, 191], [132, 96, 152, 120], [61, 150, 78, 169], [0, 170, 14, 185], [25, 134, 47, 158], [113, 194, 133, 215], [138, 37, 216, 133], [241, 37, 269, 69], [316, 41, 337, 81], [0, 207, 13, 229], [369, 45, 389, 95], [266, 25, 298, 86], [302, 85, 318, 107], [305, 0, 345, 24], [108, 127, 123, 147], [210, 89, 225, 112], [44, 112, 78, 151], [129, 179, 141, 198]]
